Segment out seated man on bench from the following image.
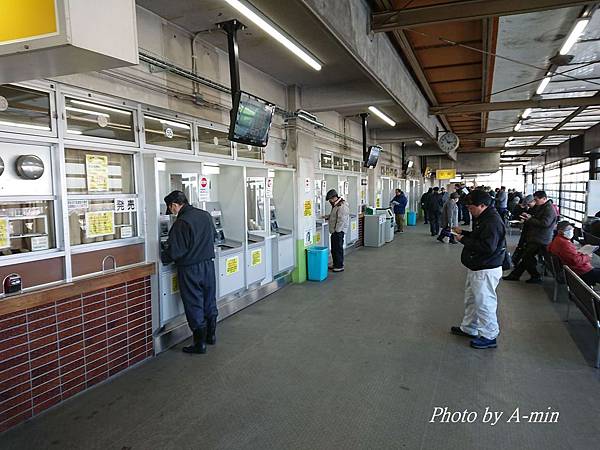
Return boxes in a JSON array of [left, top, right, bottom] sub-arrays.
[[548, 220, 600, 287]]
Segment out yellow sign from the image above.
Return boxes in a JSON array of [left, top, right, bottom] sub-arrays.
[[251, 249, 262, 267], [436, 169, 457, 180], [0, 217, 9, 249], [86, 154, 109, 192], [315, 232, 321, 244], [226, 256, 239, 276], [171, 274, 179, 294], [85, 211, 115, 238], [0, 0, 58, 43], [376, 197, 381, 208], [352, 221, 357, 231], [303, 200, 312, 217]]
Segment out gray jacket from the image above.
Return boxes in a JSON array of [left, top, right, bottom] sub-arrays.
[[441, 199, 459, 228], [329, 199, 350, 234], [525, 200, 558, 245], [495, 190, 508, 209]]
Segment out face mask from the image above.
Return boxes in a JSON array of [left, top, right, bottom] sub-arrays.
[[563, 229, 574, 239]]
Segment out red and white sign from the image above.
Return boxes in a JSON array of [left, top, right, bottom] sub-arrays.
[[266, 178, 273, 199], [199, 176, 210, 201]]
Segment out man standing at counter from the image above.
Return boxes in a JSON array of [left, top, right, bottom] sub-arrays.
[[326, 189, 350, 273], [161, 191, 218, 354]]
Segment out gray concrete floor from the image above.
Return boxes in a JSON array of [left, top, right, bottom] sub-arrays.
[[2, 224, 600, 450]]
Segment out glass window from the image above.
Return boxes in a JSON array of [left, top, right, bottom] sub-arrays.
[[333, 155, 343, 171], [343, 158, 351, 171], [65, 149, 135, 195], [542, 162, 560, 207], [352, 160, 361, 172], [560, 158, 589, 226], [246, 178, 266, 231], [144, 115, 191, 150], [320, 152, 332, 169], [198, 128, 232, 157], [65, 149, 139, 246], [237, 143, 263, 160], [0, 201, 56, 257], [64, 97, 135, 142], [0, 84, 52, 132]]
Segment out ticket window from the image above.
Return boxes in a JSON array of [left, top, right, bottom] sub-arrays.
[[0, 201, 56, 256], [246, 178, 266, 232]]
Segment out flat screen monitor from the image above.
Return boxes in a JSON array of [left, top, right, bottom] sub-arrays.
[[228, 91, 275, 147], [364, 145, 381, 168]]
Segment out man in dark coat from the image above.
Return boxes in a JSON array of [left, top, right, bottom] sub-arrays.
[[503, 190, 558, 284], [161, 191, 218, 354], [451, 190, 506, 349], [420, 188, 432, 224], [390, 188, 408, 232], [426, 187, 444, 236]]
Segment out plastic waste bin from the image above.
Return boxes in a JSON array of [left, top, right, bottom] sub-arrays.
[[407, 211, 417, 226], [307, 246, 329, 281]]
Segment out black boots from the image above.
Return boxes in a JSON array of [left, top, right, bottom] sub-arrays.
[[207, 317, 217, 345], [182, 327, 207, 354]]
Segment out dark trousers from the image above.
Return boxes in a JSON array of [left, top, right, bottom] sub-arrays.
[[511, 242, 544, 279], [581, 268, 600, 286], [177, 260, 217, 332], [395, 213, 405, 232], [461, 205, 470, 225], [429, 212, 441, 235], [331, 231, 345, 269], [422, 208, 429, 224]]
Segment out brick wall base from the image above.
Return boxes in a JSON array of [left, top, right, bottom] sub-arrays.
[[0, 276, 153, 433]]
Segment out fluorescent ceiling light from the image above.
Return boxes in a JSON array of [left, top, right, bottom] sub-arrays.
[[70, 100, 132, 115], [559, 18, 590, 55], [368, 106, 396, 127], [504, 141, 510, 147], [522, 108, 533, 119], [415, 140, 423, 147], [513, 121, 522, 132], [65, 106, 110, 117], [508, 136, 514, 141], [66, 129, 83, 135], [146, 116, 190, 130], [224, 0, 322, 71], [536, 75, 552, 95], [0, 120, 50, 131]]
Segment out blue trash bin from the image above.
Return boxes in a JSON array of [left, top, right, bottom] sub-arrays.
[[307, 246, 329, 281], [407, 211, 417, 226]]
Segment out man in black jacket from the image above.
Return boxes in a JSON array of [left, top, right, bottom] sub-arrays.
[[427, 187, 444, 236], [503, 190, 557, 284], [161, 191, 218, 354], [451, 190, 505, 349], [420, 188, 432, 224]]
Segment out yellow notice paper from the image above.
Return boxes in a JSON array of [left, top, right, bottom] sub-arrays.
[[226, 256, 239, 275], [251, 249, 262, 267], [303, 200, 312, 217], [0, 217, 9, 249], [436, 169, 457, 180], [352, 221, 357, 231], [85, 211, 114, 238], [171, 273, 179, 294], [0, 0, 57, 43], [315, 231, 321, 244], [86, 154, 109, 192]]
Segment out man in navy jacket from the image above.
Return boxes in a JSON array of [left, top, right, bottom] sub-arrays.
[[390, 189, 408, 232]]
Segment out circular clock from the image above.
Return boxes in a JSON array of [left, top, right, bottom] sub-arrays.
[[15, 155, 45, 180], [438, 132, 460, 152]]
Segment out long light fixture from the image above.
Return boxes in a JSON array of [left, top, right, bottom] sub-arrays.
[[224, 0, 322, 71], [513, 121, 522, 132], [536, 74, 552, 95], [368, 106, 396, 127], [70, 100, 132, 115], [559, 18, 590, 55], [0, 120, 50, 131], [65, 106, 110, 117], [522, 108, 532, 119], [415, 140, 423, 146]]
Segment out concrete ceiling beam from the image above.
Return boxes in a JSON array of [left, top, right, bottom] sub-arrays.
[[460, 130, 584, 139], [430, 96, 600, 114], [372, 0, 591, 31]]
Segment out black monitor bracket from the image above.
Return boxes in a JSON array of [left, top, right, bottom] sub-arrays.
[[360, 113, 369, 165], [219, 20, 245, 98]]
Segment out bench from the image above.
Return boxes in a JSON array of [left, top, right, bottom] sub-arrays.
[[543, 251, 566, 303], [563, 266, 600, 368]]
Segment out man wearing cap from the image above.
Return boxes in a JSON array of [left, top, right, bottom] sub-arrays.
[[161, 191, 218, 354], [451, 190, 506, 349], [503, 190, 557, 284], [549, 221, 600, 286], [326, 189, 350, 272]]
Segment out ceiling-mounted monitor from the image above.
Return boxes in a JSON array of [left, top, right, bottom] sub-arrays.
[[364, 145, 381, 168], [228, 91, 275, 147]]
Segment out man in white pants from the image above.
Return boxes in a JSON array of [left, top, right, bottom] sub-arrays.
[[451, 190, 506, 349]]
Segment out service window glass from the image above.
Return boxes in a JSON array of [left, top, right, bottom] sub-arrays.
[[64, 97, 135, 142], [333, 155, 343, 171], [0, 200, 56, 257], [65, 149, 135, 195], [343, 158, 351, 171], [144, 115, 192, 150], [65, 149, 139, 246], [0, 84, 52, 132], [352, 160, 361, 172], [237, 144, 263, 160], [320, 153, 333, 169], [198, 128, 232, 156]]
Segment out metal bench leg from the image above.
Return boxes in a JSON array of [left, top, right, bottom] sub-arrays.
[[553, 281, 558, 303], [565, 299, 571, 322]]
